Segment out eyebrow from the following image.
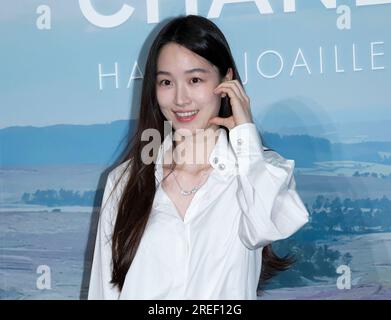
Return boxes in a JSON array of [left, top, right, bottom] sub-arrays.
[[156, 68, 210, 76]]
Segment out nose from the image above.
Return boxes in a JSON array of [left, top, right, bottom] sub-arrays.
[[174, 83, 191, 107]]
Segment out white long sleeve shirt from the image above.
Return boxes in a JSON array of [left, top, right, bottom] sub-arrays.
[[88, 123, 309, 300]]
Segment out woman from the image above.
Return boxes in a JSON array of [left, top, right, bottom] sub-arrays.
[[88, 14, 309, 300]]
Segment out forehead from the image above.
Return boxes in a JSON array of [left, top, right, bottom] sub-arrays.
[[157, 43, 217, 73]]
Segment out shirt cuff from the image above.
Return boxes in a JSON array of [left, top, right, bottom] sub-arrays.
[[229, 122, 264, 156], [229, 123, 264, 174]]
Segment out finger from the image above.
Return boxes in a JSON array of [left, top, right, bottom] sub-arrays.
[[214, 83, 243, 101], [232, 80, 249, 102], [213, 86, 228, 98], [208, 116, 235, 130], [208, 116, 226, 127], [214, 86, 244, 106], [215, 80, 246, 101]]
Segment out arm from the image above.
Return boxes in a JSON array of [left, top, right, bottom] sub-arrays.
[[88, 172, 121, 300], [229, 123, 309, 250]]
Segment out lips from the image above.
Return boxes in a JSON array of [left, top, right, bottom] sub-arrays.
[[174, 110, 199, 122]]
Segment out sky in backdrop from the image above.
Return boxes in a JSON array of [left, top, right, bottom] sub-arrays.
[[1, 0, 390, 129]]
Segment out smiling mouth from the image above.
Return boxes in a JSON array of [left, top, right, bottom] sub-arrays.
[[174, 110, 199, 122]]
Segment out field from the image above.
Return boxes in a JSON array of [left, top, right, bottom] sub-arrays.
[[261, 232, 391, 300], [1, 164, 391, 299], [297, 160, 391, 177], [0, 209, 98, 299]]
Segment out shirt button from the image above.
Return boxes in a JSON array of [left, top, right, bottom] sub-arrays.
[[237, 138, 243, 145], [213, 157, 219, 164], [218, 163, 226, 170]]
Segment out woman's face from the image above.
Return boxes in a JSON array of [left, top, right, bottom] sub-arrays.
[[156, 42, 229, 135]]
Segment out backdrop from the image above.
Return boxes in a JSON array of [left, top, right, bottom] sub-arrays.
[[1, 0, 391, 299]]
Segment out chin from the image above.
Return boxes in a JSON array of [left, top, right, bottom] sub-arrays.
[[173, 125, 199, 136]]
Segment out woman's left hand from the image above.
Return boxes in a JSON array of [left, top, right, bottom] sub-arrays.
[[209, 80, 254, 130]]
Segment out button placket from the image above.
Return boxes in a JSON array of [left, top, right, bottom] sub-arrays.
[[183, 224, 191, 297], [212, 155, 225, 171], [236, 137, 245, 155]]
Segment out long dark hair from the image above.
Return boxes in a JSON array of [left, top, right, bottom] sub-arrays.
[[110, 14, 294, 294]]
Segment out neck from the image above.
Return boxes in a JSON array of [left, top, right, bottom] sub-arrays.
[[170, 124, 220, 173]]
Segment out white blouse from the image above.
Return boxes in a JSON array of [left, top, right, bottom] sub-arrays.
[[88, 123, 309, 300]]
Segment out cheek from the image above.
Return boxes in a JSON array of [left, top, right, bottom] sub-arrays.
[[194, 87, 220, 109], [156, 90, 171, 111]]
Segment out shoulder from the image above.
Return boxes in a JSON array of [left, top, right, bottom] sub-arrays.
[[107, 159, 132, 186], [100, 159, 132, 227], [262, 147, 295, 170], [103, 159, 132, 207]]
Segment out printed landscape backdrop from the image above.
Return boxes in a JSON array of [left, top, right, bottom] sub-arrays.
[[1, 1, 391, 299]]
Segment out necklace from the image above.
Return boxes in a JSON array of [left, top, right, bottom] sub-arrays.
[[171, 168, 212, 196]]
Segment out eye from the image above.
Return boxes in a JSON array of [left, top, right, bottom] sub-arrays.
[[191, 77, 203, 84], [159, 79, 171, 86]]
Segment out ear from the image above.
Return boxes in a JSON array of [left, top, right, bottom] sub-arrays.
[[223, 67, 233, 81]]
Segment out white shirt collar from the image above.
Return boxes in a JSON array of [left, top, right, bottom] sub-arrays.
[[154, 127, 237, 185]]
